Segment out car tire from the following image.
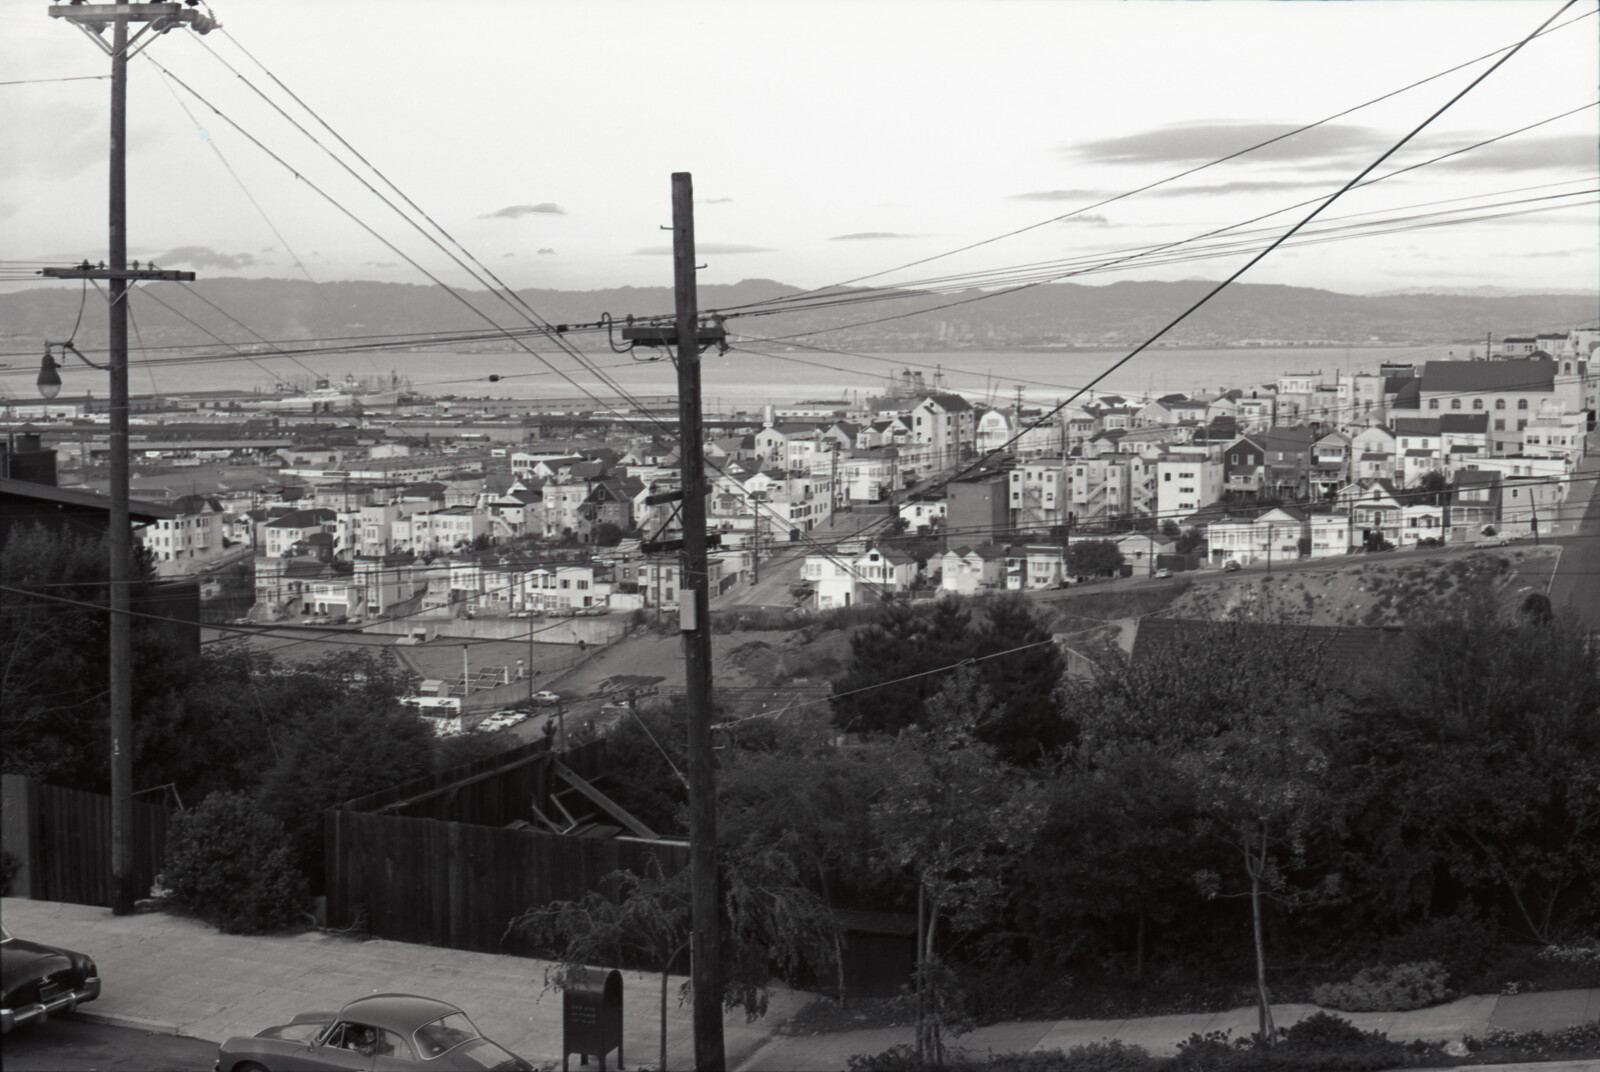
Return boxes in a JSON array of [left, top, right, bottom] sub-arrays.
[[233, 1064, 270, 1072]]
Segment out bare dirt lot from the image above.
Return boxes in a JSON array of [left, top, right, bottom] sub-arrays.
[[556, 547, 1562, 697]]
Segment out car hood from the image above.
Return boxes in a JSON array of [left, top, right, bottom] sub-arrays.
[[445, 1037, 529, 1070], [255, 1019, 328, 1044], [2, 941, 75, 991]]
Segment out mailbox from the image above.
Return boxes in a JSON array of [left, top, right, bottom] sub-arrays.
[[562, 967, 623, 1071]]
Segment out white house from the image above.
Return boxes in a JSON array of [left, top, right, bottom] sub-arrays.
[[803, 543, 919, 609], [140, 494, 227, 575], [937, 543, 1006, 595]]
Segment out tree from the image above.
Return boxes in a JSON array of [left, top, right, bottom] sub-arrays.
[[1176, 526, 1206, 555], [1182, 695, 1344, 1043], [509, 859, 690, 1072], [719, 738, 903, 999], [1, 524, 191, 792], [250, 649, 435, 889], [870, 668, 1044, 1064], [510, 848, 839, 1072], [830, 598, 972, 737], [1412, 470, 1449, 506], [594, 521, 624, 546], [970, 594, 1071, 764], [1066, 539, 1124, 578], [1014, 749, 1208, 980], [1334, 588, 1600, 944], [1069, 619, 1347, 1037]]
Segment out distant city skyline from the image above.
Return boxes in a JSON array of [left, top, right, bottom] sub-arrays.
[[3, 0, 1596, 298]]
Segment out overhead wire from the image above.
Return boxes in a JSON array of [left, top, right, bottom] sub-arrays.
[[709, 6, 1599, 313], [757, 0, 1588, 554]]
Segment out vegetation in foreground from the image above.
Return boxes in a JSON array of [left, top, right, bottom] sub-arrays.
[[4, 524, 1597, 1038], [845, 1016, 1600, 1070]]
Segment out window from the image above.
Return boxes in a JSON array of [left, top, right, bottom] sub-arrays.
[[1472, 399, 1483, 410], [1495, 419, 1505, 431], [1495, 398, 1505, 410], [1517, 420, 1527, 431], [1517, 399, 1528, 410], [1429, 399, 1439, 410], [1450, 399, 1461, 410]]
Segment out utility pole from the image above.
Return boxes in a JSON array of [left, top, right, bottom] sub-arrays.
[[42, 1, 211, 917], [671, 172, 725, 1070]]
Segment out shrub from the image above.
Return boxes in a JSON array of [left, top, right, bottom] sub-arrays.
[[1311, 961, 1450, 1012], [1376, 908, 1500, 987], [996, 1041, 1160, 1071], [159, 791, 309, 934], [1466, 1020, 1600, 1063], [1280, 1012, 1386, 1051]]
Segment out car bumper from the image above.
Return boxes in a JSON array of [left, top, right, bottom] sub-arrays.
[[1, 976, 101, 1033]]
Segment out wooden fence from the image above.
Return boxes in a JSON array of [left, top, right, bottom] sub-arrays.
[[0, 775, 171, 907], [325, 739, 689, 957]]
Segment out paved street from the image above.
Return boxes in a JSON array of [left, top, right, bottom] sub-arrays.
[[1, 1017, 217, 1072]]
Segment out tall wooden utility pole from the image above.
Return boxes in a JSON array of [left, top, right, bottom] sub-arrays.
[[672, 172, 725, 1070], [43, 2, 210, 916]]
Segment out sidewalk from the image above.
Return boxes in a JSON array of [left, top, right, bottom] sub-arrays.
[[3, 898, 1595, 1071]]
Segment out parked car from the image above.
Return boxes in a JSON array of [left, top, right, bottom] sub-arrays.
[[533, 690, 561, 706], [1153, 568, 1172, 579], [1, 924, 101, 1034], [214, 993, 531, 1072], [1223, 560, 1241, 572]]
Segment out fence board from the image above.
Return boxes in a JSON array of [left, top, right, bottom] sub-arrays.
[[325, 802, 689, 959], [27, 781, 169, 909]]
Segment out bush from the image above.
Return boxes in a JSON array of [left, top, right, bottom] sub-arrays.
[[1001, 1041, 1160, 1071], [1171, 1022, 1447, 1071], [1280, 1012, 1385, 1051], [1466, 1020, 1600, 1063], [159, 791, 309, 934], [1311, 961, 1450, 1012]]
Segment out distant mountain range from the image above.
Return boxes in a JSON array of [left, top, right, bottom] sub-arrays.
[[1, 277, 1594, 354]]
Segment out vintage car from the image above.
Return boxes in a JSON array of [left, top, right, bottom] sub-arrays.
[[0, 924, 101, 1033], [214, 994, 531, 1071]]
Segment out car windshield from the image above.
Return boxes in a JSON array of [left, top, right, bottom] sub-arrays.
[[1, 925, 11, 942], [414, 1012, 480, 1058]]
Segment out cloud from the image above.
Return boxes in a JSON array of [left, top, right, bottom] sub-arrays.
[[1055, 214, 1112, 227], [159, 245, 258, 270], [537, 248, 556, 255], [1149, 179, 1334, 197], [1010, 189, 1109, 202], [632, 243, 775, 255], [1428, 134, 1597, 173], [479, 203, 566, 219], [702, 197, 734, 204], [1517, 248, 1589, 258], [830, 232, 922, 241], [1065, 122, 1379, 166]]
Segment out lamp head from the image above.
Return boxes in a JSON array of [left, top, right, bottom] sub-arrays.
[[37, 348, 62, 400]]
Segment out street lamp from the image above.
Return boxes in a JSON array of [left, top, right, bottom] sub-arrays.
[[36, 348, 62, 400]]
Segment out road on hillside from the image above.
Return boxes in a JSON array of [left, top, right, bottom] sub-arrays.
[[1, 1016, 217, 1071], [1547, 432, 1600, 630]]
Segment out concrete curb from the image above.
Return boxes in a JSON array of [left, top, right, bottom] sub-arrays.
[[75, 1008, 187, 1038]]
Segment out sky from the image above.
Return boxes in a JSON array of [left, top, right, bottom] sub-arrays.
[[3, 0, 1597, 298]]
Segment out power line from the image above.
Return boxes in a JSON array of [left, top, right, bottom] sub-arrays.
[[717, 6, 1599, 312], [787, 0, 1586, 554]]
